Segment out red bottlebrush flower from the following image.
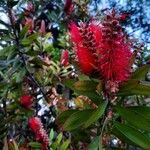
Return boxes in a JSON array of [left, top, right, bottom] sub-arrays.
[[20, 95, 33, 108], [24, 17, 34, 33], [60, 50, 69, 66], [69, 22, 102, 74], [39, 20, 46, 36], [64, 0, 74, 14], [29, 117, 49, 150], [98, 10, 132, 94]]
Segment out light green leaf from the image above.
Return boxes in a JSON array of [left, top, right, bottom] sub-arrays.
[[61, 139, 70, 150], [29, 142, 41, 149], [49, 129, 54, 141]]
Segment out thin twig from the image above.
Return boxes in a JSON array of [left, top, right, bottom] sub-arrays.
[[7, 4, 48, 102]]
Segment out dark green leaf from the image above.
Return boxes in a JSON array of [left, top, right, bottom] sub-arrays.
[[56, 109, 79, 125], [118, 80, 150, 96], [114, 122, 150, 149], [84, 101, 108, 128], [63, 109, 94, 131], [116, 106, 150, 131], [88, 136, 100, 150]]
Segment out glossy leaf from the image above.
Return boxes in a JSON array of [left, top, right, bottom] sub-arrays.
[[116, 106, 150, 131], [84, 101, 108, 128], [56, 109, 79, 125], [119, 80, 150, 96], [63, 109, 94, 131], [114, 122, 150, 149]]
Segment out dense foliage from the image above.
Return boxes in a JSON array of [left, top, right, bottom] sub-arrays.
[[0, 0, 149, 150]]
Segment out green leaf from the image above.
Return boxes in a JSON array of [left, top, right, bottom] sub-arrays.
[[131, 65, 150, 80], [51, 133, 63, 150], [12, 140, 19, 150], [19, 25, 30, 39], [116, 106, 150, 131], [61, 139, 70, 150], [56, 133, 63, 145], [118, 80, 150, 96], [114, 122, 150, 149], [112, 127, 137, 146], [29, 142, 41, 149], [88, 136, 100, 150], [63, 109, 94, 131], [49, 129, 54, 141], [127, 106, 150, 120], [83, 101, 108, 128], [56, 109, 79, 125], [64, 80, 101, 104], [73, 80, 99, 91]]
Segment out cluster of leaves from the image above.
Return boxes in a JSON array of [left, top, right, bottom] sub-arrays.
[[0, 0, 149, 150]]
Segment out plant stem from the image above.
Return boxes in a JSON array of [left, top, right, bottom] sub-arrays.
[[7, 4, 48, 102]]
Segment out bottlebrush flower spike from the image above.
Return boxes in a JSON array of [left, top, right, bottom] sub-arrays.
[[60, 49, 69, 66], [29, 117, 49, 150], [69, 22, 102, 74], [20, 95, 33, 108], [40, 20, 46, 36], [98, 10, 132, 94]]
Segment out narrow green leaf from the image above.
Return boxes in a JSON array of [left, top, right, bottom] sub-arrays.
[[56, 109, 79, 125], [64, 109, 94, 131], [29, 142, 41, 149], [57, 133, 63, 145], [119, 80, 150, 96], [84, 101, 108, 128], [127, 106, 150, 120], [131, 65, 150, 80], [88, 136, 100, 150], [19, 25, 30, 38], [116, 106, 150, 131], [61, 139, 70, 150], [49, 129, 54, 141], [114, 122, 150, 149]]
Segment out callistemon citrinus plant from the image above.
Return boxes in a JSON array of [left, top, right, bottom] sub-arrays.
[[70, 10, 133, 97], [58, 9, 150, 150]]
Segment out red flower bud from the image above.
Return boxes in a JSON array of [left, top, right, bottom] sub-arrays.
[[24, 17, 34, 33], [60, 50, 69, 66], [20, 95, 33, 108], [64, 0, 74, 14], [39, 20, 46, 36]]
